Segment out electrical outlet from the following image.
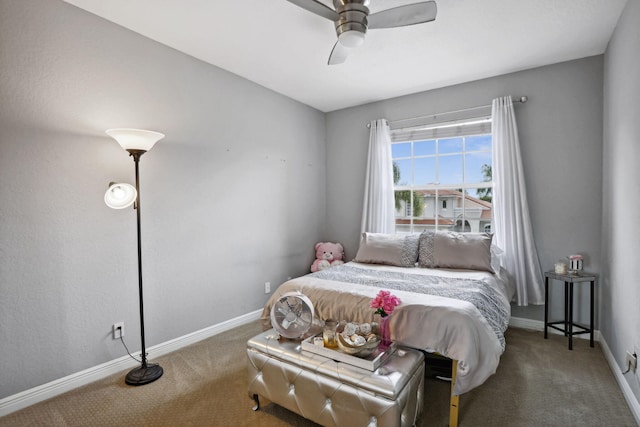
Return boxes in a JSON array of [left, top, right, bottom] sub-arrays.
[[264, 282, 271, 294], [112, 322, 124, 340], [626, 351, 637, 373]]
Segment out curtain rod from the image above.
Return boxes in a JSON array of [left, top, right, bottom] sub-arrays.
[[367, 95, 528, 128]]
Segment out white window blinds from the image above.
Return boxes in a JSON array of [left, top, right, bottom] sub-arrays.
[[390, 105, 492, 142]]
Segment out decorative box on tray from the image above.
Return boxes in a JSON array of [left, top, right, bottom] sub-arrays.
[[301, 334, 396, 371]]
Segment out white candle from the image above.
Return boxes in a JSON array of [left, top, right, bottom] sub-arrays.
[[555, 262, 567, 274]]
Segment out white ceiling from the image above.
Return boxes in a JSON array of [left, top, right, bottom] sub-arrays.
[[63, 0, 627, 112]]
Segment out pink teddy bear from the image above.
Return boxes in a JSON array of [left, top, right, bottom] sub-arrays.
[[311, 242, 345, 272]]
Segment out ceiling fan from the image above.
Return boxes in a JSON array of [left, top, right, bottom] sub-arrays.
[[286, 0, 437, 65]]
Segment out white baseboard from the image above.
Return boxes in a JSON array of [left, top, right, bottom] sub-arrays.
[[509, 316, 601, 342], [510, 316, 640, 424], [509, 316, 546, 331], [146, 309, 262, 359], [597, 336, 640, 425], [0, 309, 262, 417]]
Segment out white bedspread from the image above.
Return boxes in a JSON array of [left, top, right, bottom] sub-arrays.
[[261, 262, 512, 395]]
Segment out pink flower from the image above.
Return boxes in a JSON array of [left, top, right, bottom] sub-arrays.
[[370, 290, 401, 317]]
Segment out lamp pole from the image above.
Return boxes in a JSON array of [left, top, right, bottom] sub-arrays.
[[124, 149, 163, 386], [105, 128, 164, 386]]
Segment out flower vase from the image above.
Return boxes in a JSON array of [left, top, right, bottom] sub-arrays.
[[379, 315, 391, 350]]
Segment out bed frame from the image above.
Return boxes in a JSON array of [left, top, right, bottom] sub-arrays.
[[450, 360, 460, 427], [427, 352, 459, 427]]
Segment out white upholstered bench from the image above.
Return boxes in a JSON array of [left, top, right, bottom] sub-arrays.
[[247, 329, 424, 427]]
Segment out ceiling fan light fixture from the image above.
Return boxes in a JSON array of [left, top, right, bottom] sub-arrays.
[[338, 30, 365, 48]]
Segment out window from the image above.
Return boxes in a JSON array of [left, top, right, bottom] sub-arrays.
[[405, 200, 412, 216], [391, 116, 493, 234]]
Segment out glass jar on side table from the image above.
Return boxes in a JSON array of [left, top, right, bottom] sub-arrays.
[[544, 271, 597, 350]]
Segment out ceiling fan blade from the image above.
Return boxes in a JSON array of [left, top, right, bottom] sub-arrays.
[[285, 0, 339, 21], [368, 1, 437, 29], [328, 41, 350, 65]]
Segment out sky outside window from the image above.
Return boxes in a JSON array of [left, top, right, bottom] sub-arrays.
[[391, 135, 492, 197]]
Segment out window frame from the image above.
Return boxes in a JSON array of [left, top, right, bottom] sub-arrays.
[[391, 117, 493, 234]]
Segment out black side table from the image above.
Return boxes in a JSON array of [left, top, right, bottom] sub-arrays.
[[544, 271, 596, 350]]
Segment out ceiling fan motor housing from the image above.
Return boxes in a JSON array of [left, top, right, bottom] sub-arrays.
[[334, 0, 369, 46]]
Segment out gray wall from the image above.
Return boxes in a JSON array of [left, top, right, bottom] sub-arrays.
[[325, 56, 604, 324], [0, 0, 325, 399], [603, 0, 640, 403]]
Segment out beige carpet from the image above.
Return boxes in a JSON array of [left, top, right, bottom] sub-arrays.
[[1, 321, 637, 427]]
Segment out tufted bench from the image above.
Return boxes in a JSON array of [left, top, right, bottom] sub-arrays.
[[247, 329, 424, 427]]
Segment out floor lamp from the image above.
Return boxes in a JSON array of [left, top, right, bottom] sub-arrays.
[[104, 128, 165, 386]]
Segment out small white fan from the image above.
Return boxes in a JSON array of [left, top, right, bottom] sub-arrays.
[[270, 292, 314, 339]]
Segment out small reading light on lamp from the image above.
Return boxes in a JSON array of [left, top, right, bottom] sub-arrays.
[[104, 182, 137, 209], [105, 128, 165, 386]]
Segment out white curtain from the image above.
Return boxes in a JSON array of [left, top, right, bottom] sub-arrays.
[[492, 96, 544, 305], [361, 119, 395, 234]]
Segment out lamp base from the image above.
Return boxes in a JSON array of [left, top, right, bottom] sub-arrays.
[[125, 363, 163, 386]]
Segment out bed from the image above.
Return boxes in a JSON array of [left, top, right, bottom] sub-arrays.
[[260, 231, 514, 426]]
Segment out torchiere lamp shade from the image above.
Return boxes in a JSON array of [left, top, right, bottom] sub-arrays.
[[106, 128, 165, 152]]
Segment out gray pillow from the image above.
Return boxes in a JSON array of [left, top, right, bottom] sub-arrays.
[[354, 232, 420, 267], [418, 230, 494, 272]]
